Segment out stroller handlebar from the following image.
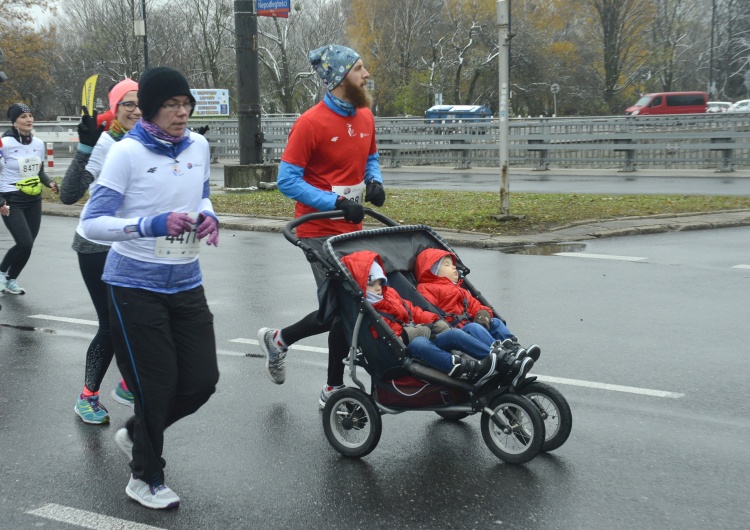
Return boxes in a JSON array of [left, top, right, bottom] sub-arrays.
[[282, 208, 400, 247]]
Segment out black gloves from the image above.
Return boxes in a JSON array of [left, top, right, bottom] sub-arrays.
[[365, 180, 386, 206], [78, 106, 105, 148], [335, 197, 364, 223], [474, 310, 492, 330]]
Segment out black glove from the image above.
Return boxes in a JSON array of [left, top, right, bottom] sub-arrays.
[[365, 180, 386, 206], [196, 125, 209, 136], [78, 106, 105, 148], [335, 197, 364, 223], [474, 310, 492, 330]]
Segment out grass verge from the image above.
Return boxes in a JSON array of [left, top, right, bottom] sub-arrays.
[[210, 189, 750, 236], [45, 182, 750, 237]]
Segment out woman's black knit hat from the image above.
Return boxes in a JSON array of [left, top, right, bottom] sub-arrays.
[[7, 103, 32, 124], [137, 67, 195, 120]]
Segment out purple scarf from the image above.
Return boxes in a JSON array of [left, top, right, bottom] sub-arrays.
[[140, 119, 186, 144]]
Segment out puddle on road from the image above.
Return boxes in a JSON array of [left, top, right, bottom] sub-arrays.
[[0, 323, 56, 333], [499, 243, 587, 255]]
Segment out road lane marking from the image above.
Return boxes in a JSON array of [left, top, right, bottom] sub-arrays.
[[27, 504, 166, 530], [230, 338, 329, 353], [20, 318, 684, 399], [731, 264, 750, 269], [232, 338, 683, 398], [534, 374, 683, 398], [29, 314, 98, 326], [554, 252, 647, 262]]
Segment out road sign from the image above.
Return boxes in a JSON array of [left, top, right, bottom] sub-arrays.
[[257, 0, 290, 18], [190, 89, 230, 117], [550, 83, 560, 94]]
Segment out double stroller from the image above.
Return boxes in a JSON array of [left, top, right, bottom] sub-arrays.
[[284, 210, 572, 464]]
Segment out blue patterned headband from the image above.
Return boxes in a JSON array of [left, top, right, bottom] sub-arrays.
[[308, 45, 360, 91]]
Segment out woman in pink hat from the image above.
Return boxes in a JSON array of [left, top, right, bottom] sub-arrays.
[[61, 78, 141, 425]]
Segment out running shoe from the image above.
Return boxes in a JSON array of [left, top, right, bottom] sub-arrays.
[[258, 327, 287, 384], [115, 428, 134, 459], [74, 395, 110, 425], [318, 384, 345, 409], [3, 279, 25, 295], [111, 380, 135, 407], [126, 475, 181, 509]]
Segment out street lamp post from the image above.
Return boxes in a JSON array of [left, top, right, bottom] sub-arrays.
[[223, 0, 277, 189], [708, 0, 716, 97], [496, 0, 510, 217], [133, 0, 149, 69]]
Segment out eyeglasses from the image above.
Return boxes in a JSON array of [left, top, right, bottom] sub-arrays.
[[118, 101, 140, 111], [161, 101, 195, 112]]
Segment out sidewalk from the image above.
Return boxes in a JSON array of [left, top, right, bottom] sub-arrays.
[[40, 202, 750, 249]]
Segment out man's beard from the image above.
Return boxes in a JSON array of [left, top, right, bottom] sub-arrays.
[[342, 77, 373, 109]]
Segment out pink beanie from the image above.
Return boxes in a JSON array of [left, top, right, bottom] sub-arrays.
[[108, 78, 139, 112]]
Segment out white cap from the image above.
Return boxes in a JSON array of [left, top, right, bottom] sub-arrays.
[[368, 261, 387, 285]]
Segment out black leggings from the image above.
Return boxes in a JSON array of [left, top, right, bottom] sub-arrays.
[[281, 236, 348, 387], [78, 251, 115, 393], [282, 311, 347, 387], [0, 197, 41, 279]]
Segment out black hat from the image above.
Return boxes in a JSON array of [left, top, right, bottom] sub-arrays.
[[7, 103, 32, 124], [137, 67, 195, 121]]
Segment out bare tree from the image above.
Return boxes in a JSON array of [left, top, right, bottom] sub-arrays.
[[257, 0, 347, 113], [579, 0, 654, 110]]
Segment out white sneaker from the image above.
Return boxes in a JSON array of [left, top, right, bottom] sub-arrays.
[[3, 279, 25, 295], [126, 475, 181, 509], [114, 428, 133, 459], [318, 384, 345, 410], [258, 327, 287, 384]]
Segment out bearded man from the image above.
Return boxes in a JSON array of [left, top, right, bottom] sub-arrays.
[[257, 45, 386, 408]]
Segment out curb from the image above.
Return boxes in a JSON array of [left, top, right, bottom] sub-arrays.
[[40, 204, 750, 249]]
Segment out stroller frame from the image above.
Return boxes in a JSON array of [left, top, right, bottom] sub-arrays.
[[283, 210, 571, 462]]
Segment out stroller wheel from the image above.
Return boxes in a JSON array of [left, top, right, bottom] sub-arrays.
[[435, 411, 470, 422], [322, 388, 382, 458], [517, 382, 572, 452], [480, 393, 544, 464]]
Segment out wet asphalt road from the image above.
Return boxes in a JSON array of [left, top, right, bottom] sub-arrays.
[[1, 217, 749, 529], [49, 159, 750, 196]]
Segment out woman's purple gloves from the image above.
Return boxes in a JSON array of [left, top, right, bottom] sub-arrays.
[[197, 211, 219, 246]]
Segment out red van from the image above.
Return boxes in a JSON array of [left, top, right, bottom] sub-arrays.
[[625, 92, 707, 116]]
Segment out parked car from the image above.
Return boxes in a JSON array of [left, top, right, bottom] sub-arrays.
[[625, 92, 707, 115], [729, 99, 750, 112], [707, 101, 734, 113]]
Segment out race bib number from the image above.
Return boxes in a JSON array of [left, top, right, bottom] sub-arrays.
[[19, 156, 41, 179], [331, 182, 365, 204], [153, 212, 201, 258]]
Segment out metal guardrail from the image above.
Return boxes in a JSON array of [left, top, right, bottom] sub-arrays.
[[9, 113, 750, 171]]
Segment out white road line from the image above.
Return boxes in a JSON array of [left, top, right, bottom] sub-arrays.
[[29, 314, 98, 326], [232, 338, 682, 398], [230, 338, 329, 353], [534, 374, 684, 398], [22, 317, 683, 398], [26, 504, 166, 530], [554, 252, 647, 262], [731, 264, 750, 269], [217, 348, 250, 357]]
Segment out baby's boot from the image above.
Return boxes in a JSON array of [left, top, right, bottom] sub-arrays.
[[449, 354, 496, 386]]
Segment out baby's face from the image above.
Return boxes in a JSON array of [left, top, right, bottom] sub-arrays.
[[366, 278, 383, 296], [437, 256, 459, 282]]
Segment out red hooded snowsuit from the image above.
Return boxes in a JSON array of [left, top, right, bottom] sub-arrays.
[[414, 248, 494, 328], [341, 250, 439, 340]]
